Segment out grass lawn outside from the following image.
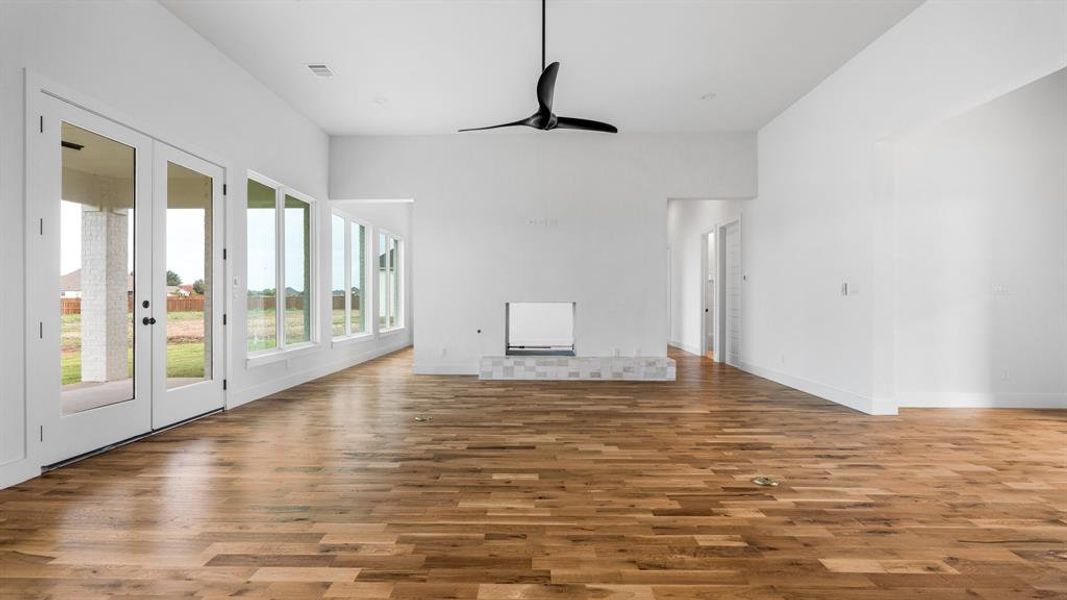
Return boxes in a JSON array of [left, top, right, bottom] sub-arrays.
[[61, 311, 207, 385]]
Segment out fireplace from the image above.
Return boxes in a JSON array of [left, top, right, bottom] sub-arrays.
[[505, 302, 575, 356]]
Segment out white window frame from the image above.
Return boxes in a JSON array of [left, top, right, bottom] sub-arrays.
[[330, 209, 372, 342], [378, 229, 404, 334], [246, 171, 319, 365]]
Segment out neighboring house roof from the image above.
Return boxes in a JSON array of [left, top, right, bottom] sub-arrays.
[[60, 269, 135, 291]]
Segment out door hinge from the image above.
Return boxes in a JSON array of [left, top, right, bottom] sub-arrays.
[[39, 116, 43, 133], [222, 379, 228, 391], [223, 183, 228, 196], [39, 322, 43, 339], [223, 248, 227, 260], [223, 313, 227, 326], [39, 425, 43, 442], [39, 218, 43, 236]]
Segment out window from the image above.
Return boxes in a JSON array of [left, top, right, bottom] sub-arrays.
[[284, 194, 312, 345], [331, 211, 368, 339], [246, 180, 277, 352], [331, 215, 345, 337], [246, 175, 316, 355], [378, 231, 402, 330], [351, 221, 367, 334]]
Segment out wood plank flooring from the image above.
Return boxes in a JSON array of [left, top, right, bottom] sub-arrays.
[[1, 348, 1066, 599]]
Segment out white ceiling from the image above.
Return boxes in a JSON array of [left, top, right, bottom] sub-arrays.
[[161, 0, 921, 136]]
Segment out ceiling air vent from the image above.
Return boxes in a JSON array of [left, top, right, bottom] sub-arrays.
[[306, 63, 334, 78]]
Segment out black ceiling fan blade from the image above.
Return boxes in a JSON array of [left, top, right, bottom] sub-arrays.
[[458, 116, 538, 132], [536, 62, 560, 113], [554, 116, 618, 134]]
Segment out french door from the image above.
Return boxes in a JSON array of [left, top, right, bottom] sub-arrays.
[[29, 95, 225, 465], [151, 144, 225, 429]]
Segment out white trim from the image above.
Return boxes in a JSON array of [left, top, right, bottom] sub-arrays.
[[329, 210, 371, 339], [897, 392, 1067, 410], [0, 461, 40, 491], [668, 342, 702, 356], [735, 360, 893, 416], [29, 93, 155, 465], [29, 71, 230, 171], [245, 342, 320, 368], [245, 171, 320, 356], [151, 142, 227, 429], [376, 228, 404, 332], [230, 342, 412, 409], [719, 217, 742, 367], [331, 332, 375, 348], [698, 224, 720, 359]]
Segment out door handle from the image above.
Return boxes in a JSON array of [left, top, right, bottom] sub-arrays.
[[142, 317, 156, 325]]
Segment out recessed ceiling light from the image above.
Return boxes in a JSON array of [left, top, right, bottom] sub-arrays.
[[306, 63, 334, 78], [700, 92, 717, 101]]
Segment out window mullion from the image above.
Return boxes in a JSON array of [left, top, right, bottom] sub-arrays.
[[344, 218, 352, 337], [275, 188, 285, 349]]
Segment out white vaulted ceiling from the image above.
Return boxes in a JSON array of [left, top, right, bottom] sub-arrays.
[[161, 0, 922, 135]]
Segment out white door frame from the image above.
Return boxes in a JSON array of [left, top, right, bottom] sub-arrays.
[[719, 218, 742, 367], [24, 72, 230, 467], [27, 94, 155, 465], [151, 143, 226, 429], [699, 227, 718, 359]]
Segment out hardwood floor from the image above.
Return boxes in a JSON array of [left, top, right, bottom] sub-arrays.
[[2, 348, 1065, 599]]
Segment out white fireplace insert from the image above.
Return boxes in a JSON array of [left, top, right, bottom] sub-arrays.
[[505, 302, 575, 356]]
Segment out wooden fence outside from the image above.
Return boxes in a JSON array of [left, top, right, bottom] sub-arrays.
[[60, 294, 335, 315], [61, 296, 206, 315]]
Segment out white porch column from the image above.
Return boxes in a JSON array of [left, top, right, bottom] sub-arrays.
[[80, 204, 129, 382]]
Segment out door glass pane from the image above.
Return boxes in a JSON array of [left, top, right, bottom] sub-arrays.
[[246, 180, 277, 352], [59, 122, 135, 415], [331, 215, 345, 337], [165, 162, 212, 389], [351, 223, 365, 334], [284, 195, 312, 345]]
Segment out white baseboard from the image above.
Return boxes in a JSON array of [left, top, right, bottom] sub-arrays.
[[0, 459, 40, 490], [898, 392, 1067, 409], [735, 361, 893, 415], [668, 341, 702, 356], [228, 340, 411, 409]]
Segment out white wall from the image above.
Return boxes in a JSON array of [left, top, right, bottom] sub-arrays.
[[666, 199, 744, 355], [744, 0, 1067, 414], [893, 68, 1066, 408], [330, 133, 757, 373], [0, 1, 406, 489]]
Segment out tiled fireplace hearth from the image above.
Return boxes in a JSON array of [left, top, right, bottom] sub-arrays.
[[479, 356, 676, 381]]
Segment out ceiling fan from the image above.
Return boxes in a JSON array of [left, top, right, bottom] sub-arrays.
[[459, 0, 618, 134]]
